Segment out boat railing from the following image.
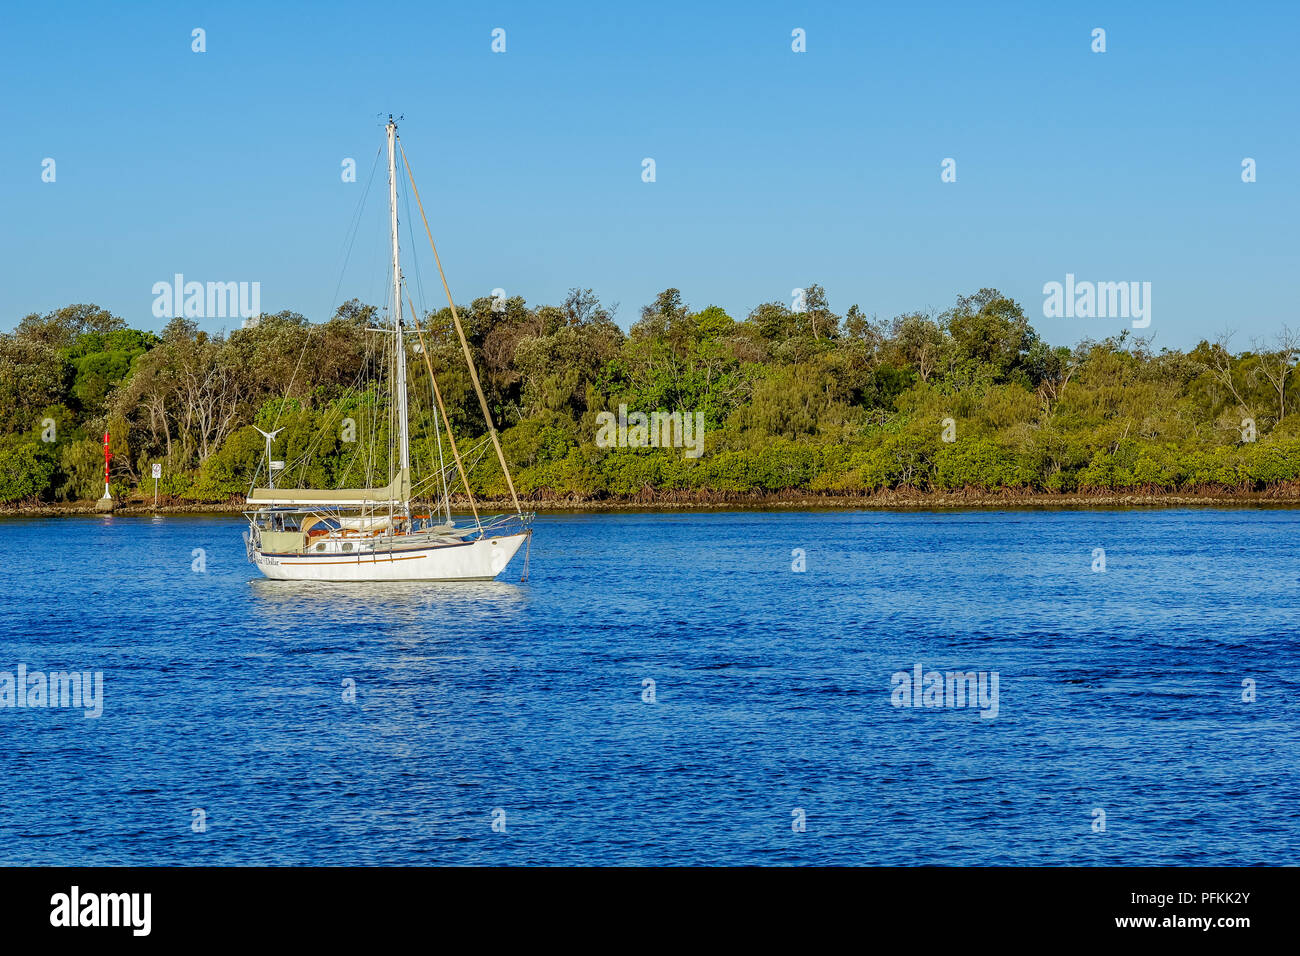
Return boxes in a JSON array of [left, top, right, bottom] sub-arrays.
[[243, 509, 535, 561], [475, 512, 536, 538]]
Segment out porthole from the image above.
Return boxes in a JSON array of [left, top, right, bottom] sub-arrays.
[[342, 542, 354, 552]]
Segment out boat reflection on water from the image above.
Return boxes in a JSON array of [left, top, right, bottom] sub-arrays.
[[242, 577, 530, 737], [247, 577, 528, 632]]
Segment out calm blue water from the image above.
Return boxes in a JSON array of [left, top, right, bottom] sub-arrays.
[[0, 509, 1297, 865]]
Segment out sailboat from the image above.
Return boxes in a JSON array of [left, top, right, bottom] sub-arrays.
[[242, 117, 534, 582]]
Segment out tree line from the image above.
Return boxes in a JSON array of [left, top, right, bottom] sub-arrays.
[[1, 288, 1298, 504]]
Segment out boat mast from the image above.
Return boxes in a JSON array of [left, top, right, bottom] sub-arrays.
[[386, 116, 411, 518]]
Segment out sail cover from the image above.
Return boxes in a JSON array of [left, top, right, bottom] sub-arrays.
[[247, 469, 409, 508]]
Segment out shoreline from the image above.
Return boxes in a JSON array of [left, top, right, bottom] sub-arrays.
[[6, 486, 1300, 517]]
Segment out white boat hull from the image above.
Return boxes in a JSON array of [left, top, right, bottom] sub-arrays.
[[252, 531, 528, 582]]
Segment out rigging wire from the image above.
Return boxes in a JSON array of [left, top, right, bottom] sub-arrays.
[[249, 144, 385, 494], [270, 145, 382, 438], [329, 145, 384, 312]]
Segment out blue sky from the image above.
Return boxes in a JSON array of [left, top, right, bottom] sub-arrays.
[[1, 0, 1296, 348]]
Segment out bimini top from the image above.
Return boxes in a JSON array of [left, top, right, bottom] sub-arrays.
[[246, 468, 409, 508]]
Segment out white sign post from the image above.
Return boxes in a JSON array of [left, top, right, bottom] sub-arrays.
[[152, 462, 162, 508]]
